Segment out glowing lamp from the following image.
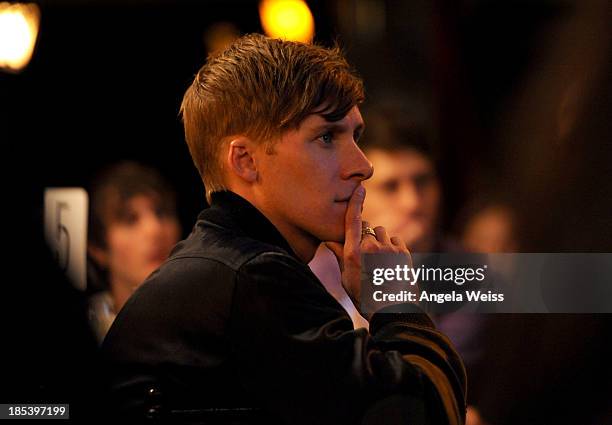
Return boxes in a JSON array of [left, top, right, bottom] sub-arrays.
[[0, 2, 40, 73], [259, 0, 314, 43]]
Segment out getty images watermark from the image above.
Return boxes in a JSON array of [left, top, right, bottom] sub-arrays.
[[360, 253, 612, 314]]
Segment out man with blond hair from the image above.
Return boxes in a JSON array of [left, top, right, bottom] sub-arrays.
[[102, 34, 466, 424]]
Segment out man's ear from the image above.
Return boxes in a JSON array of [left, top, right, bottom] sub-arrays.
[[88, 244, 109, 269], [227, 137, 258, 183]]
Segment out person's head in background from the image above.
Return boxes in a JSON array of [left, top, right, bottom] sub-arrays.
[[458, 202, 518, 253], [360, 110, 441, 252], [88, 161, 181, 311]]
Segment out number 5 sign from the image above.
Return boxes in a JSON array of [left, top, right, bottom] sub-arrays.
[[44, 188, 88, 291]]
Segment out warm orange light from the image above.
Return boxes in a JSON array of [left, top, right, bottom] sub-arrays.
[[259, 0, 314, 43], [0, 2, 40, 73]]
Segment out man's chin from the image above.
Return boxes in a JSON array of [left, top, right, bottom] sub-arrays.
[[316, 228, 345, 245]]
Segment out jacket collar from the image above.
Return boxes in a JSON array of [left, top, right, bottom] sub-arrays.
[[200, 191, 300, 261]]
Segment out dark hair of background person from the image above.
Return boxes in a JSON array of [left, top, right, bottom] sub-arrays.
[[86, 161, 177, 294], [88, 161, 177, 251], [359, 107, 439, 165]]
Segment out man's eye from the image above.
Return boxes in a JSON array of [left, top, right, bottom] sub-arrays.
[[318, 132, 333, 145]]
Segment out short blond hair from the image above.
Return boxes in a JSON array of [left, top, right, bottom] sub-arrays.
[[180, 33, 364, 203]]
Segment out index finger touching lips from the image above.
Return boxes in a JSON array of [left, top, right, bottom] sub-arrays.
[[344, 186, 366, 253]]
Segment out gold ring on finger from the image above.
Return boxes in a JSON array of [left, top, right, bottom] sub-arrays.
[[361, 226, 377, 239]]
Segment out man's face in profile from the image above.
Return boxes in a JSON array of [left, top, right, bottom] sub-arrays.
[[362, 148, 441, 251], [254, 106, 372, 245]]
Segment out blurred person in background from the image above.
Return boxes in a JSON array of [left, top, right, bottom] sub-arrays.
[[358, 109, 454, 254], [87, 161, 181, 343], [458, 202, 518, 254]]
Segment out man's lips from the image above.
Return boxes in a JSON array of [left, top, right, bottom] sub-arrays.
[[335, 187, 361, 203], [334, 195, 352, 202]]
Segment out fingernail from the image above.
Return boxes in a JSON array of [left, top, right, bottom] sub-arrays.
[[355, 186, 365, 199]]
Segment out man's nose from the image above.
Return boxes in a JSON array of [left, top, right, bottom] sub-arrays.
[[342, 142, 374, 181]]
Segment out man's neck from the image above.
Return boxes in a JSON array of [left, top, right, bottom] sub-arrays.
[[228, 188, 320, 263], [266, 219, 320, 263]]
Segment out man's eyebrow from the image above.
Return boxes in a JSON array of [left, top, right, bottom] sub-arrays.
[[310, 121, 365, 134]]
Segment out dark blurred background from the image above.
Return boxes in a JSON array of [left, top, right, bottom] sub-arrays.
[[1, 0, 611, 423], [2, 0, 610, 249]]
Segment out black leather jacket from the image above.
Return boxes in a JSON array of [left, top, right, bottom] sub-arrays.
[[101, 191, 467, 424]]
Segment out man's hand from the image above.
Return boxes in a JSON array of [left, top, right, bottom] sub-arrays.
[[325, 186, 412, 320]]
